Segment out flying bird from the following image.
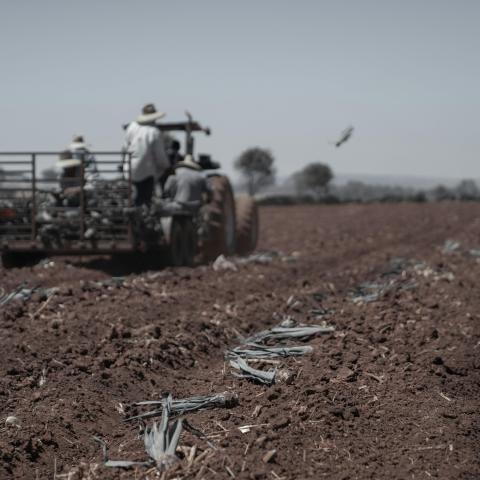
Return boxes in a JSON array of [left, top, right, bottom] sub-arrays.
[[331, 125, 354, 148]]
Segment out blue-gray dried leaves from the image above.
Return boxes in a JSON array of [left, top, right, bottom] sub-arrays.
[[229, 355, 276, 385], [126, 392, 238, 422], [228, 344, 313, 359]]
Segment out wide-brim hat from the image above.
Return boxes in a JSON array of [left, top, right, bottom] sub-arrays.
[[176, 154, 201, 171], [57, 150, 81, 169], [69, 135, 88, 149], [137, 103, 166, 124], [56, 158, 82, 169], [69, 141, 88, 150]]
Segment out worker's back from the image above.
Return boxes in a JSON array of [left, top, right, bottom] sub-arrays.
[[175, 167, 207, 203], [164, 164, 211, 210], [124, 121, 168, 182]]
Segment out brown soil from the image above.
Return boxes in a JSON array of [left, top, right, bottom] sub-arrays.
[[1, 202, 479, 480]]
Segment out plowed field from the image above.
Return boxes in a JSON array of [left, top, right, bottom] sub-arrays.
[[1, 203, 479, 480]]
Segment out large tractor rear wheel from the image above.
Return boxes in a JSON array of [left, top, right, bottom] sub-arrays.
[[235, 195, 258, 255], [200, 175, 236, 261]]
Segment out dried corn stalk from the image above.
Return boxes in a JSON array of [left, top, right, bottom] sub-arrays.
[[144, 419, 183, 470], [0, 285, 57, 306], [229, 355, 276, 385], [93, 436, 151, 469], [228, 344, 313, 359], [126, 392, 238, 422], [95, 395, 184, 471], [244, 322, 334, 344]]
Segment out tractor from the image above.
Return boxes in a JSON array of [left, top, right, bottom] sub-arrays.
[[0, 115, 258, 268]]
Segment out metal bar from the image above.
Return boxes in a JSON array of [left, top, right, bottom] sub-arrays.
[[0, 238, 32, 241], [0, 188, 38, 192], [0, 212, 30, 219], [0, 226, 33, 230], [0, 179, 34, 183], [93, 188, 131, 191], [3, 246, 135, 254], [37, 206, 125, 212], [122, 121, 208, 133], [1, 238, 31, 242], [186, 122, 193, 155], [0, 151, 129, 155], [1, 208, 130, 214], [28, 220, 130, 227], [156, 122, 209, 133], [93, 161, 125, 165], [0, 161, 32, 165], [94, 226, 130, 230], [85, 170, 122, 174], [35, 219, 83, 224], [0, 170, 33, 175], [29, 184, 131, 189], [31, 154, 37, 240], [79, 163, 85, 240], [26, 185, 132, 192], [127, 153, 133, 245]]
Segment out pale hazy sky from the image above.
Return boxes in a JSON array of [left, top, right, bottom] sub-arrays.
[[0, 0, 479, 180]]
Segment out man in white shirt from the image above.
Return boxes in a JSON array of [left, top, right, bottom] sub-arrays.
[[123, 103, 169, 206]]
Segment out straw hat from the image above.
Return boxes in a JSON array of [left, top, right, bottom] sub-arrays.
[[68, 135, 87, 150], [69, 135, 88, 150], [56, 150, 81, 169], [176, 154, 202, 171], [137, 103, 166, 124]]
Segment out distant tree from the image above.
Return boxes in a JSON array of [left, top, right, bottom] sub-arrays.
[[412, 190, 427, 203], [455, 179, 479, 200], [234, 147, 276, 195], [431, 184, 454, 202], [337, 180, 367, 202], [293, 162, 333, 198]]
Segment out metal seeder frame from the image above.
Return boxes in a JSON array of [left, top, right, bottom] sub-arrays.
[[0, 152, 135, 255]]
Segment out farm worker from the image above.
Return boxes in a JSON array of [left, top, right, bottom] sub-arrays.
[[56, 151, 86, 206], [158, 138, 184, 190], [123, 103, 169, 206], [163, 155, 212, 213], [68, 135, 99, 182], [167, 139, 184, 167], [56, 150, 82, 190]]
